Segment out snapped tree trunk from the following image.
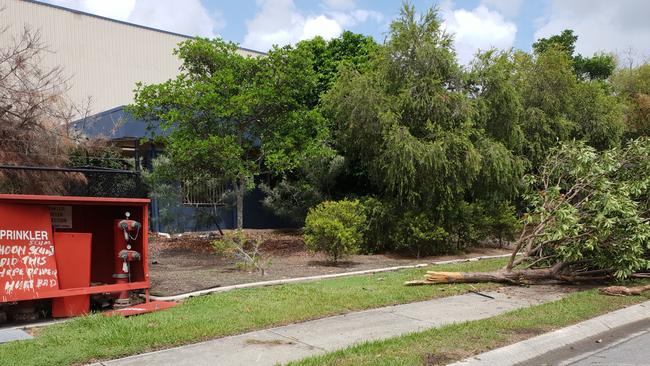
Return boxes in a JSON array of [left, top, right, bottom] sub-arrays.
[[405, 268, 557, 285], [235, 178, 244, 230], [403, 262, 608, 286]]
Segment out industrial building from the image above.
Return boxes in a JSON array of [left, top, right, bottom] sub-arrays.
[[1, 0, 261, 115]]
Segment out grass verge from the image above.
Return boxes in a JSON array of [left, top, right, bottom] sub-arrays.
[[0, 257, 506, 366], [288, 284, 650, 366]]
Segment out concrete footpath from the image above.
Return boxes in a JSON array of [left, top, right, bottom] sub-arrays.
[[451, 300, 650, 366], [95, 286, 568, 366]]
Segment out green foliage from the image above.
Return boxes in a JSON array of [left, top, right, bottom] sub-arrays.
[[318, 3, 528, 256], [611, 64, 650, 138], [261, 148, 344, 224], [304, 199, 367, 261], [532, 29, 578, 55], [358, 197, 395, 254], [574, 53, 616, 80], [390, 211, 448, 258], [519, 138, 650, 279], [533, 29, 616, 80], [471, 46, 624, 167], [484, 202, 521, 247], [442, 201, 520, 251], [322, 4, 521, 214], [296, 31, 378, 107], [129, 37, 329, 227], [470, 50, 525, 152], [259, 31, 379, 223]]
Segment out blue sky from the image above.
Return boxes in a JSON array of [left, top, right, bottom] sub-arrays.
[[214, 0, 545, 53], [45, 0, 650, 65]]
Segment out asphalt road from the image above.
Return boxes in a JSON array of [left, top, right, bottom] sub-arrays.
[[524, 319, 650, 366]]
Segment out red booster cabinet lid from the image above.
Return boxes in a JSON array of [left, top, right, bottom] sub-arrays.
[[0, 203, 59, 302]]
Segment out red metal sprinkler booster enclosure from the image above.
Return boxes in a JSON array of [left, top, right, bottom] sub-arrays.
[[0, 194, 170, 319]]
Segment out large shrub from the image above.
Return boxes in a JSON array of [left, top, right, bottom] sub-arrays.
[[444, 201, 521, 250], [303, 199, 366, 262], [390, 211, 449, 258]]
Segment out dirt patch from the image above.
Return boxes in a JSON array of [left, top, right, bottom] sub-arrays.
[[509, 327, 545, 338], [493, 283, 593, 300], [148, 229, 512, 296], [244, 338, 295, 346], [423, 353, 453, 365]]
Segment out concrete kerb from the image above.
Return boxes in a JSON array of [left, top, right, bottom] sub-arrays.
[[148, 253, 512, 302], [449, 300, 650, 366]]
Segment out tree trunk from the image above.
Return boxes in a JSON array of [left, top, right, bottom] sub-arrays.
[[404, 262, 615, 286], [405, 268, 556, 285], [235, 178, 244, 230]]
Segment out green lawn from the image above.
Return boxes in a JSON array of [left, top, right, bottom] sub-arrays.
[[0, 258, 506, 366], [289, 286, 650, 366]]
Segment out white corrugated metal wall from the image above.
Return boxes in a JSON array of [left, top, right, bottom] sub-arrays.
[[0, 0, 261, 115]]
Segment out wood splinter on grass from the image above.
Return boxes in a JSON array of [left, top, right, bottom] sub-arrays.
[[599, 284, 650, 296]]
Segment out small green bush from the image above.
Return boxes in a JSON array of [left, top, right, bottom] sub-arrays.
[[303, 199, 367, 262]]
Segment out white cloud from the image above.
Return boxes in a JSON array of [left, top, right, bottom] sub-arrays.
[[534, 0, 650, 65], [480, 0, 523, 18], [46, 0, 221, 37], [49, 0, 136, 19], [302, 15, 343, 41], [128, 0, 220, 37], [243, 0, 383, 51], [329, 9, 384, 28], [441, 3, 517, 65]]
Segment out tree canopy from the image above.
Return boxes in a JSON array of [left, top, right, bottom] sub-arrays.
[[533, 29, 616, 80], [131, 1, 650, 264], [129, 38, 329, 228], [611, 64, 650, 138], [320, 4, 524, 253]]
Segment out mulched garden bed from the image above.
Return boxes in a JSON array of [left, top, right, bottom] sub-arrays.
[[148, 229, 512, 296]]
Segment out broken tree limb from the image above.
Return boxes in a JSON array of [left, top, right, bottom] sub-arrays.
[[419, 269, 553, 285], [405, 262, 615, 286], [599, 284, 650, 296]]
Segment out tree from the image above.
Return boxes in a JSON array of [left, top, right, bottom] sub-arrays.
[[611, 63, 650, 138], [410, 138, 650, 285], [0, 24, 86, 194], [260, 32, 378, 223], [296, 31, 378, 107], [321, 4, 524, 253], [470, 50, 525, 153], [260, 148, 344, 224], [130, 38, 328, 229], [533, 29, 616, 80], [470, 45, 624, 168]]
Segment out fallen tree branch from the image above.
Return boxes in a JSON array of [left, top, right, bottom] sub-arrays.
[[599, 284, 650, 296], [405, 261, 614, 286]]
